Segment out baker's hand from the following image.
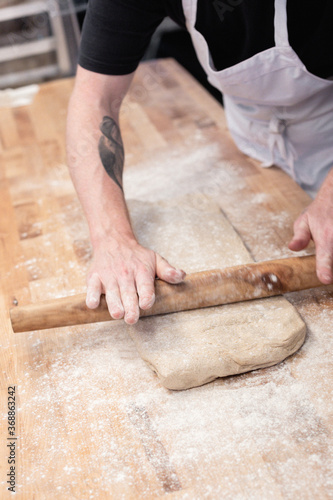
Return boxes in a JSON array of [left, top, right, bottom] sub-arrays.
[[288, 174, 333, 284], [85, 236, 186, 324]]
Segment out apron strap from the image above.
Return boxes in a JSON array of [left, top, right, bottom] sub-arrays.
[[274, 0, 290, 48], [262, 115, 298, 182], [182, 0, 195, 28]]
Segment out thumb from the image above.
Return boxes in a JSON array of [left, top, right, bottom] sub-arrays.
[[155, 254, 186, 284], [288, 215, 312, 252]]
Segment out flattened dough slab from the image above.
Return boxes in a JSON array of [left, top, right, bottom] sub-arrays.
[[127, 195, 306, 390]]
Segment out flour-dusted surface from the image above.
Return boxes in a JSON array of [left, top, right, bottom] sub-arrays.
[[13, 288, 333, 498], [128, 195, 252, 271], [127, 195, 306, 390], [1, 62, 333, 499]]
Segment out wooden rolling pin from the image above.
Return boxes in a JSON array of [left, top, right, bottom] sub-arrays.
[[10, 255, 322, 333]]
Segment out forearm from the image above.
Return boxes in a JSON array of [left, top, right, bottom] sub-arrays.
[[66, 74, 135, 246], [66, 66, 185, 323]]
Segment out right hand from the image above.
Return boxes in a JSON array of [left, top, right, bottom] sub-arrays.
[[85, 236, 186, 325]]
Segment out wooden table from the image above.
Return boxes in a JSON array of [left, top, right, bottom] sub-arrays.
[[0, 59, 332, 499]]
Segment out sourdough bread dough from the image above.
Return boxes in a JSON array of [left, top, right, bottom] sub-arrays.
[[127, 195, 306, 390]]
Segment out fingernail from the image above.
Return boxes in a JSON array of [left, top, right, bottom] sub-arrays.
[[175, 269, 186, 281]]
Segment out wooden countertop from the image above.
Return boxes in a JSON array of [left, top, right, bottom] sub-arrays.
[[0, 59, 332, 499]]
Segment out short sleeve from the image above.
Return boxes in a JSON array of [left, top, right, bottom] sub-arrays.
[[78, 0, 166, 75]]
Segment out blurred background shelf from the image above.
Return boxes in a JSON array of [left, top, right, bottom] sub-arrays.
[[0, 0, 81, 88]]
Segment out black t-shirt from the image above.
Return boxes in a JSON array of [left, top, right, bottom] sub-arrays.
[[78, 0, 333, 80]]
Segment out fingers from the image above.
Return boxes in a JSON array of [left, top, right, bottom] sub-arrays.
[[103, 275, 138, 324], [86, 273, 102, 308], [315, 250, 333, 284], [314, 225, 333, 284], [105, 285, 124, 320], [119, 262, 156, 322], [155, 254, 186, 284], [288, 215, 311, 251], [118, 278, 140, 324], [108, 256, 185, 323], [289, 211, 333, 284], [87, 272, 136, 322], [88, 268, 153, 325], [87, 246, 185, 325], [136, 269, 155, 310]]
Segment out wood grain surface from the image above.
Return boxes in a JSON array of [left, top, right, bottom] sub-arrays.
[[0, 59, 332, 499]]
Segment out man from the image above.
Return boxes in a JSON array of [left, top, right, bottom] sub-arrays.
[[66, 0, 333, 324]]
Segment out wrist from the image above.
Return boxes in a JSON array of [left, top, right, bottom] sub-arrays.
[[77, 179, 136, 246], [90, 223, 138, 249]]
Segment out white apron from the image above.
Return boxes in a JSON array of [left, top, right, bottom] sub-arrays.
[[182, 0, 333, 197]]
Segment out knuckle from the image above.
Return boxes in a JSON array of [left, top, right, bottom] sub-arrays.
[[118, 265, 131, 278], [117, 268, 134, 285], [139, 283, 154, 296], [140, 295, 155, 310], [121, 288, 138, 305], [105, 287, 121, 304], [123, 298, 139, 312], [139, 286, 154, 298], [141, 260, 155, 275], [105, 290, 117, 302]]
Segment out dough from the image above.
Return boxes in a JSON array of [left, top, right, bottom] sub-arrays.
[[127, 195, 306, 390]]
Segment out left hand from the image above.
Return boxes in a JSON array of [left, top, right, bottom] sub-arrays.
[[288, 170, 333, 284]]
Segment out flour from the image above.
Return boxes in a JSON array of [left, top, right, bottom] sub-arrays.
[[9, 186, 333, 497], [11, 288, 333, 498], [6, 118, 332, 498], [124, 144, 246, 204]]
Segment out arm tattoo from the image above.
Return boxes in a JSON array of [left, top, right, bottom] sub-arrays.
[[98, 115, 124, 190]]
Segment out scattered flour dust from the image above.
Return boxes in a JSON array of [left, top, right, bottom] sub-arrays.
[[123, 144, 246, 204], [5, 129, 332, 498], [123, 144, 311, 263], [8, 284, 333, 499]]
